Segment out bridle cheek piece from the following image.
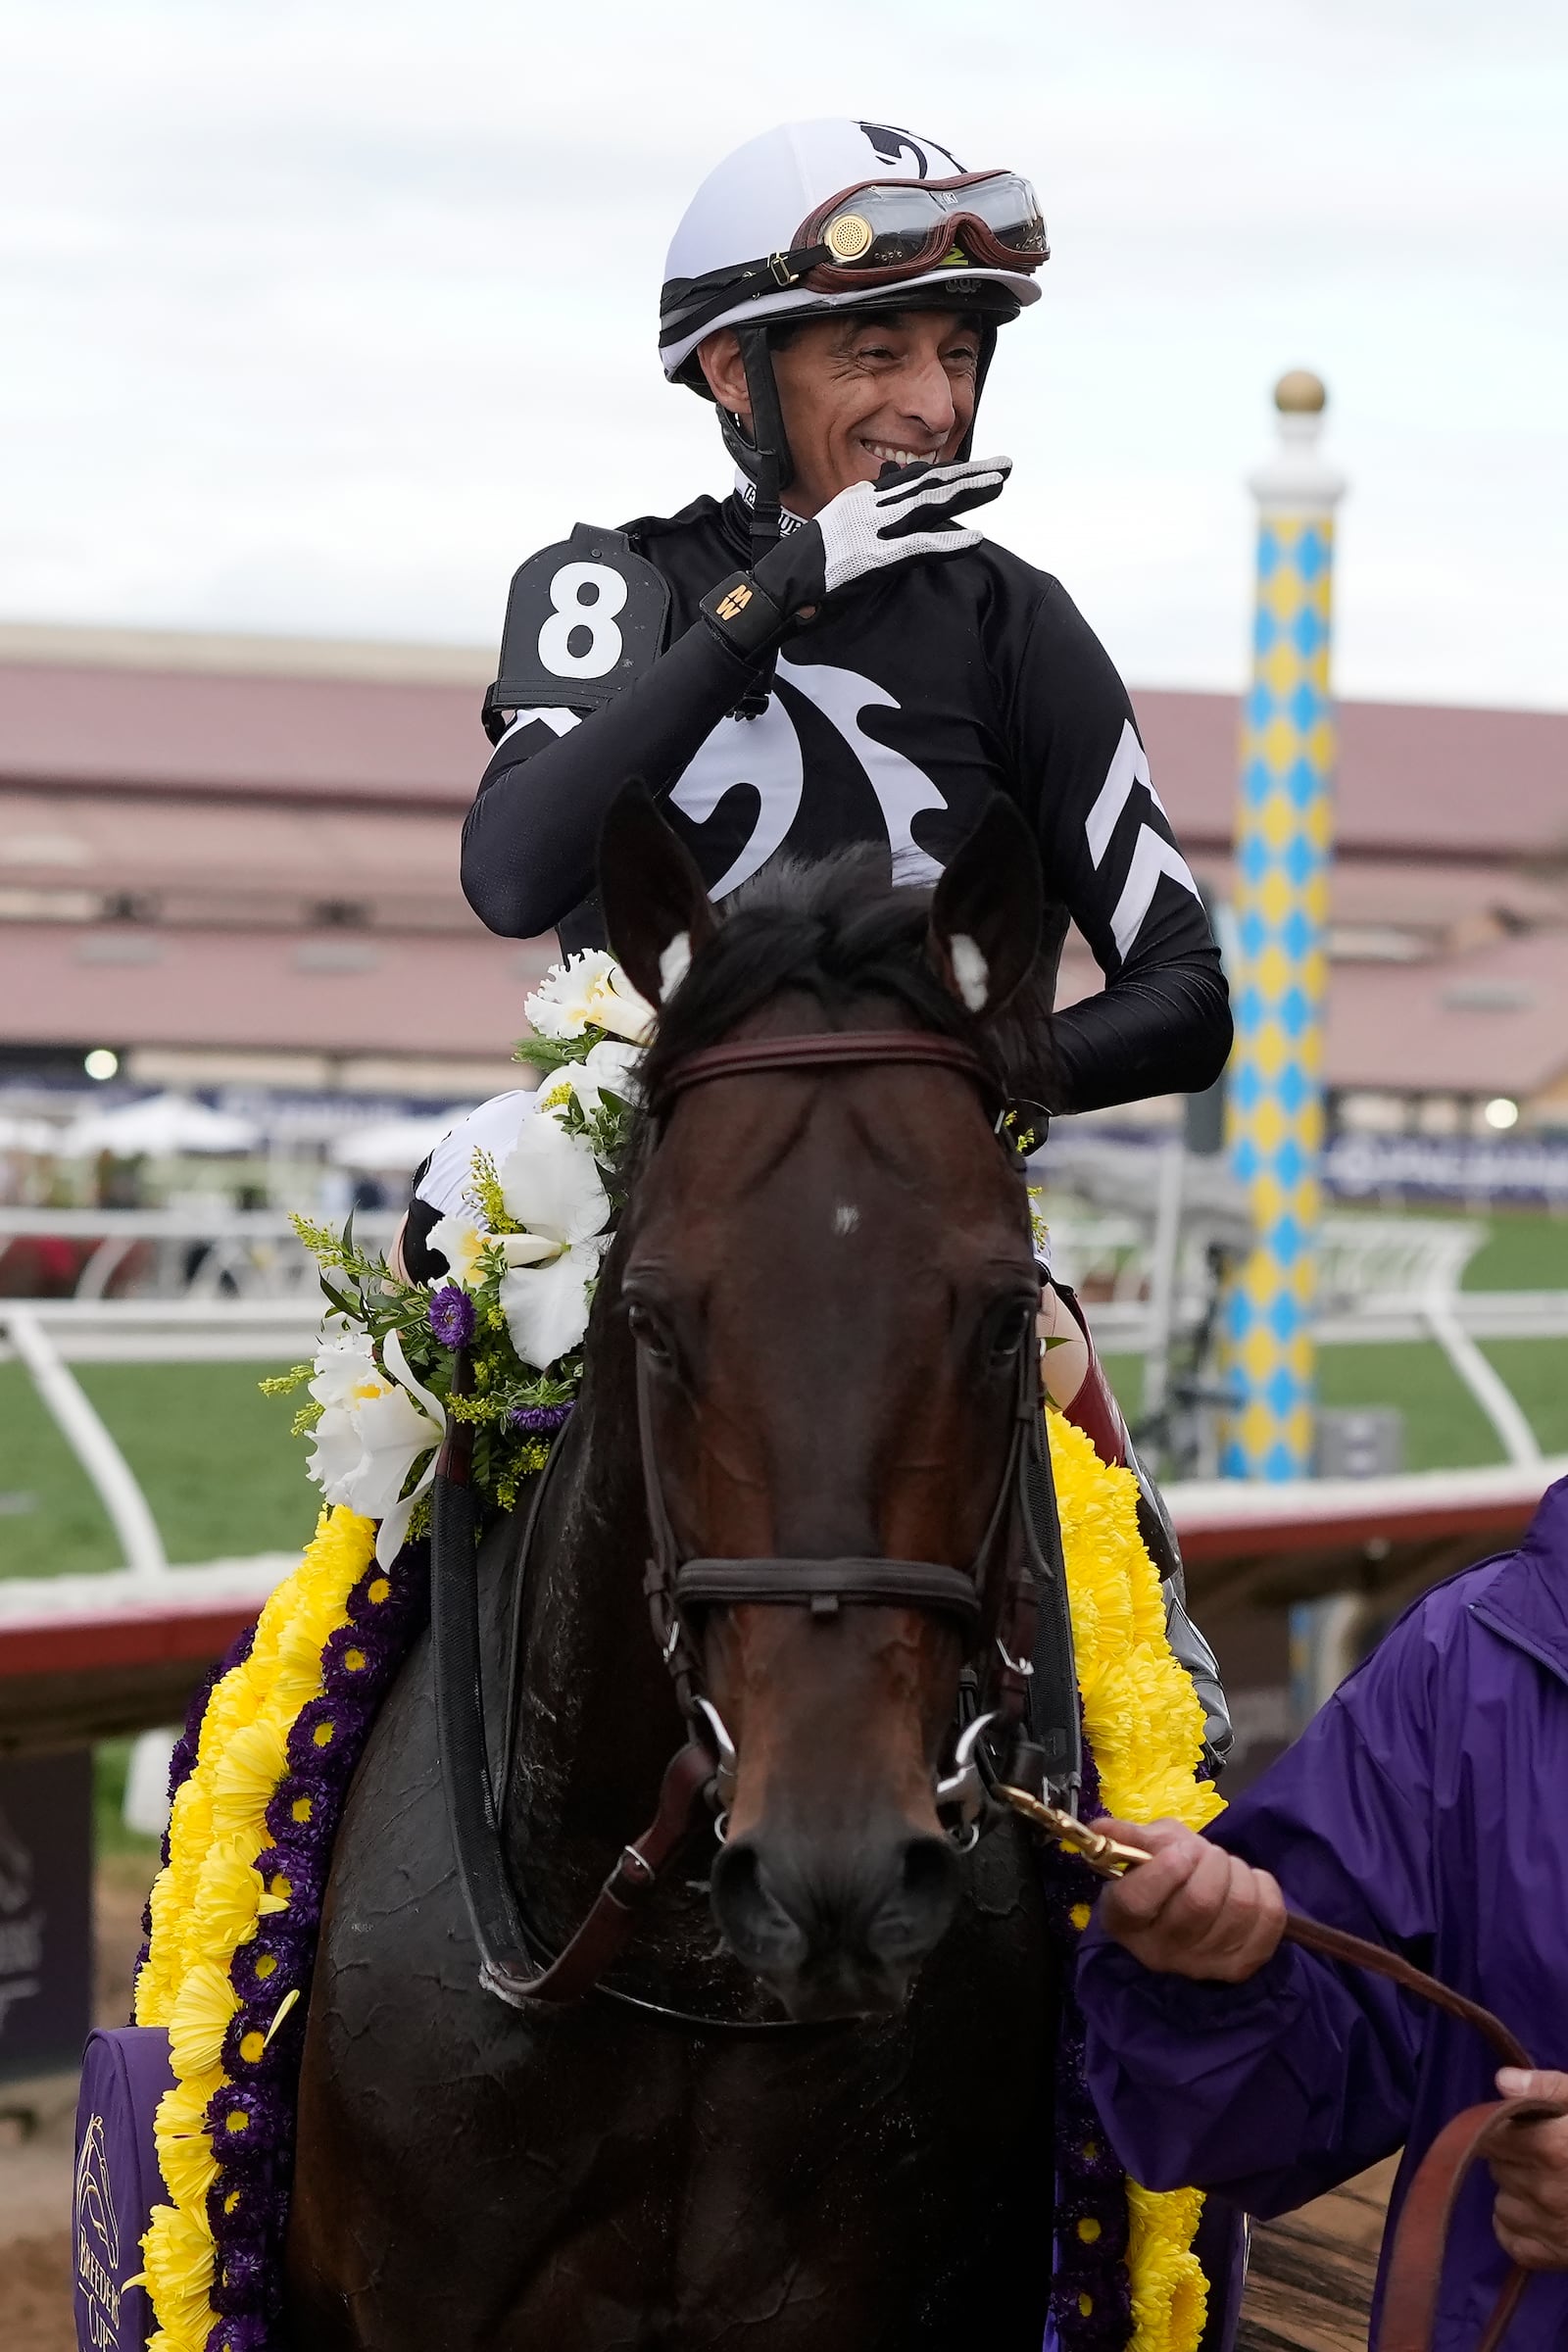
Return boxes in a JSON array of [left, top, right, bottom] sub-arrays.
[[634, 1028, 1079, 1844], [431, 1028, 1083, 2020]]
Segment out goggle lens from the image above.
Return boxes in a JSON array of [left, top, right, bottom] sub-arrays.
[[814, 174, 1048, 270]]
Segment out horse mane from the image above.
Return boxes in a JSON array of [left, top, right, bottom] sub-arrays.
[[635, 848, 1058, 1124]]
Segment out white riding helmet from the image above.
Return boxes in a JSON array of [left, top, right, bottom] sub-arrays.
[[659, 119, 1048, 547], [660, 118, 1045, 380]]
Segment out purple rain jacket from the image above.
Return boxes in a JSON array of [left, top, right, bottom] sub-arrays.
[[1075, 1475, 1568, 2352]]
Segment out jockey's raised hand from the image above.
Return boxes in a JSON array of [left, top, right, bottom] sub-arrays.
[[742, 454, 1013, 617], [1092, 1817, 1287, 1984]]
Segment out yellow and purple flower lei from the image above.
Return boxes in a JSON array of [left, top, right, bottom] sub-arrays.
[[132, 1507, 428, 2352], [133, 1408, 1217, 2352]]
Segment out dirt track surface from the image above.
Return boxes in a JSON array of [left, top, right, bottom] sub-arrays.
[[0, 1855, 151, 2352]]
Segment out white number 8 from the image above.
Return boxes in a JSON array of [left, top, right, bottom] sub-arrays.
[[537, 562, 628, 680]]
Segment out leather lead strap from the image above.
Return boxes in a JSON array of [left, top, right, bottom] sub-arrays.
[[1375, 2097, 1566, 2352]]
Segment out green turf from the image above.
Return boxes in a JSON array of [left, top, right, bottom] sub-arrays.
[[1460, 1211, 1568, 1292], [4, 1212, 1567, 1588], [0, 1359, 316, 1580], [1315, 1341, 1503, 1470], [1108, 1334, 1568, 1472]]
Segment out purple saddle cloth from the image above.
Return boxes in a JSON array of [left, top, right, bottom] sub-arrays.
[[74, 2026, 174, 2352]]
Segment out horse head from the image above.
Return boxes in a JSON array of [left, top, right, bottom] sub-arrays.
[[601, 788, 1046, 2023]]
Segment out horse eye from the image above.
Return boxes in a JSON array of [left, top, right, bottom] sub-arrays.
[[989, 1300, 1035, 1363], [626, 1300, 671, 1361]]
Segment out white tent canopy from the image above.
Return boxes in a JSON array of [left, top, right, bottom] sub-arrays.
[[0, 1113, 63, 1152], [63, 1093, 262, 1157], [330, 1110, 467, 1174]]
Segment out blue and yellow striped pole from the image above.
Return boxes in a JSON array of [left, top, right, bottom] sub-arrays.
[[1222, 371, 1347, 1480]]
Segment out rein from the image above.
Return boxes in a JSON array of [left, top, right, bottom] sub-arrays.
[[1003, 1802, 1568, 2352], [430, 1026, 1080, 2024]]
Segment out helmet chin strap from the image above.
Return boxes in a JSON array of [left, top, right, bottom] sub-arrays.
[[715, 324, 794, 567], [956, 319, 999, 462]]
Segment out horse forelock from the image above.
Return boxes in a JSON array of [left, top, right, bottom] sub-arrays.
[[632, 850, 988, 1123]]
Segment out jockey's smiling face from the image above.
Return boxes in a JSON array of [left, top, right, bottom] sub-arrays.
[[698, 309, 981, 519]]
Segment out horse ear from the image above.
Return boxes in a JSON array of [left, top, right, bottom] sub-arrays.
[[927, 797, 1042, 1019], [599, 782, 718, 1010]]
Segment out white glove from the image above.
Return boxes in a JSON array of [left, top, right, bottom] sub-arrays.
[[750, 455, 1012, 614], [817, 455, 1012, 593]]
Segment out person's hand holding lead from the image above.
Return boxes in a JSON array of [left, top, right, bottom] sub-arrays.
[[1094, 1817, 1288, 1984], [1490, 2072, 1568, 2270]]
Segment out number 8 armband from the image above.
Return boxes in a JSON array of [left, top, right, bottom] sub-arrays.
[[482, 523, 673, 745]]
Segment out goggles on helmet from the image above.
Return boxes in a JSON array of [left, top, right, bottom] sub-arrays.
[[660, 170, 1048, 346], [799, 172, 1048, 288]]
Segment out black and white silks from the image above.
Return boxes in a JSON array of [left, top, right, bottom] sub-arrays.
[[462, 484, 1230, 1117]]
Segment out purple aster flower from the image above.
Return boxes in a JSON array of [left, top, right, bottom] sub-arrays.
[[263, 1772, 336, 1856], [319, 1621, 383, 1698], [229, 1928, 295, 2005], [207, 2174, 289, 2245], [509, 1401, 574, 1435], [213, 2240, 272, 2314], [206, 2317, 271, 2352], [428, 1285, 476, 1348], [344, 1553, 419, 1631], [205, 2080, 289, 2161], [286, 1693, 370, 1774], [253, 1846, 323, 1935], [220, 1998, 304, 2082]]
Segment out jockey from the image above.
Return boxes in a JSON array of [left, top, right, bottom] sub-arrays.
[[405, 116, 1233, 1761]]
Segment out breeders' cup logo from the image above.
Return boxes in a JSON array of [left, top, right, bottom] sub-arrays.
[[76, 2114, 122, 2271], [858, 123, 964, 179], [76, 2112, 123, 2348]]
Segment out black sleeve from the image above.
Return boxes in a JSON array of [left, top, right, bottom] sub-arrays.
[[1010, 583, 1232, 1115], [461, 618, 763, 939]]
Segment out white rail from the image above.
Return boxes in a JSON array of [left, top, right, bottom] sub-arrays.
[[0, 1308, 170, 1575]]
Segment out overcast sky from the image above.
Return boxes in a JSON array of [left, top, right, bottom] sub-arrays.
[[2, 0, 1564, 708]]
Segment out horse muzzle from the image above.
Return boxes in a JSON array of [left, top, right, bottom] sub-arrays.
[[710, 1823, 961, 2021]]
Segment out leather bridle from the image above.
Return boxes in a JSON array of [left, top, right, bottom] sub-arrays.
[[427, 1022, 1566, 2348], [430, 1026, 1081, 2020]]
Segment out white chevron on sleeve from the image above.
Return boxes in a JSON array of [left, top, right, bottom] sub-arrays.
[[1085, 718, 1169, 869], [500, 706, 582, 743], [1109, 827, 1201, 962]]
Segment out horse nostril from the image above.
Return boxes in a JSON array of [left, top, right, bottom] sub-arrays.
[[863, 1834, 961, 1965], [710, 1838, 809, 1974]]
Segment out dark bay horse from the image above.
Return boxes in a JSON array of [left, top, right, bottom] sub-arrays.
[[287, 797, 1063, 2349]]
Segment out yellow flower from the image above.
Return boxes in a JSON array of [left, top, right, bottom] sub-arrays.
[[168, 1961, 237, 2082], [137, 2202, 215, 2341], [1048, 1411, 1224, 2352], [191, 1839, 284, 1952], [155, 2122, 219, 2214], [210, 1718, 288, 1837]]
